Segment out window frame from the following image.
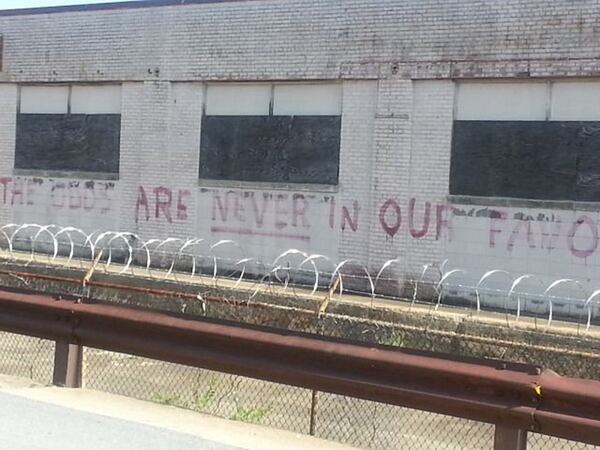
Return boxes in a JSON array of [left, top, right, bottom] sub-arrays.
[[14, 83, 122, 180], [449, 79, 600, 207], [199, 81, 343, 191]]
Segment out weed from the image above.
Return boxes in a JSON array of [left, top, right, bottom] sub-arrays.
[[231, 405, 270, 424], [151, 393, 181, 406], [380, 334, 404, 347], [194, 381, 217, 411]]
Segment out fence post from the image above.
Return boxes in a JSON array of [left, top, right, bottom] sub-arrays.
[[494, 425, 527, 450], [309, 390, 318, 436], [52, 340, 83, 388]]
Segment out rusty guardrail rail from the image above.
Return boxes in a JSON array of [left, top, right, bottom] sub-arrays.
[[0, 288, 598, 449]]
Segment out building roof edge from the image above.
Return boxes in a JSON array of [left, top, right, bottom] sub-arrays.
[[0, 0, 252, 17]]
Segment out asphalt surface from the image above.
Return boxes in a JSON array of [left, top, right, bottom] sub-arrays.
[[0, 374, 353, 450], [0, 391, 243, 450]]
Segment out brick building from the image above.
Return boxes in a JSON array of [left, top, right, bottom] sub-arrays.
[[1, 0, 599, 314]]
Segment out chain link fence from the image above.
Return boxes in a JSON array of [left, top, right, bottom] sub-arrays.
[[0, 330, 598, 449], [530, 435, 600, 450], [0, 331, 54, 384], [80, 349, 598, 450], [82, 348, 497, 449]]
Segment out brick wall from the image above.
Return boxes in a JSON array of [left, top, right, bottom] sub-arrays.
[[1, 0, 599, 82], [0, 85, 16, 227], [337, 81, 376, 264], [0, 0, 599, 313]]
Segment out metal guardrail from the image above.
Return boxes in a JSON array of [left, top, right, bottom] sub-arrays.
[[0, 288, 598, 449]]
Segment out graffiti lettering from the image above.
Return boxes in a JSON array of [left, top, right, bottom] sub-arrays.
[[135, 186, 189, 224], [488, 211, 507, 248], [539, 220, 562, 251], [292, 194, 310, 228], [274, 194, 288, 230], [568, 215, 599, 259], [341, 201, 359, 232], [507, 219, 537, 251], [483, 209, 600, 259], [135, 186, 600, 261], [0, 176, 114, 215], [408, 198, 431, 239], [135, 186, 150, 223], [436, 204, 453, 241], [153, 187, 173, 224], [251, 193, 269, 227], [379, 199, 402, 238], [177, 190, 190, 221]]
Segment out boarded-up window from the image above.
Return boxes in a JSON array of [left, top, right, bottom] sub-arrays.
[[450, 81, 600, 202], [15, 85, 121, 174], [199, 83, 342, 185]]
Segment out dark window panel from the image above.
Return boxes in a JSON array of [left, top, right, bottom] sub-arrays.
[[199, 115, 341, 185], [448, 121, 600, 202], [15, 114, 121, 173], [573, 123, 600, 202]]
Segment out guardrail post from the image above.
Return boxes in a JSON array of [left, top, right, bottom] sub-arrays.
[[53, 340, 83, 388], [494, 425, 527, 450], [309, 390, 318, 435]]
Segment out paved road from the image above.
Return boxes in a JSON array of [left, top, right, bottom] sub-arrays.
[[0, 375, 352, 450], [0, 391, 243, 450]]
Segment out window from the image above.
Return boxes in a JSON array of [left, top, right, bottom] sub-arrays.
[[199, 83, 342, 185], [15, 84, 121, 175], [450, 81, 600, 202]]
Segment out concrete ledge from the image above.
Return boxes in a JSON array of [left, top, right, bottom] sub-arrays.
[[448, 194, 600, 212], [12, 169, 119, 181], [0, 377, 354, 450]]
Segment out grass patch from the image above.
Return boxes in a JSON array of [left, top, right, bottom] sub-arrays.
[[231, 405, 270, 424]]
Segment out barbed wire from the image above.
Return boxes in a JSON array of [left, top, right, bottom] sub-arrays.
[[0, 223, 599, 332]]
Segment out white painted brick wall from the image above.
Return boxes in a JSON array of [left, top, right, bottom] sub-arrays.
[[120, 81, 203, 240], [368, 78, 414, 269], [118, 82, 145, 234], [0, 85, 16, 226], [402, 81, 455, 271], [0, 1, 598, 313], [337, 81, 376, 263], [0, 1, 599, 83]]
